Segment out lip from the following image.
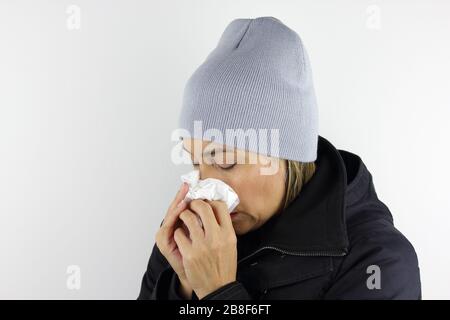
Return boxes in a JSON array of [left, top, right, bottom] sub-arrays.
[[230, 211, 239, 219]]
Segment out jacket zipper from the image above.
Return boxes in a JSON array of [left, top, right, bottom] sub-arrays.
[[237, 245, 347, 265]]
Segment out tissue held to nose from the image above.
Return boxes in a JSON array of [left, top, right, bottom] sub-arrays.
[[180, 170, 240, 214]]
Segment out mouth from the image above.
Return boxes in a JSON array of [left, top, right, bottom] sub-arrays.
[[230, 211, 239, 219]]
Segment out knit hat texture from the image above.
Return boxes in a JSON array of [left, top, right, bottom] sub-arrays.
[[178, 16, 318, 162]]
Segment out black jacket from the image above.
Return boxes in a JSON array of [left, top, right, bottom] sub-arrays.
[[137, 136, 421, 300]]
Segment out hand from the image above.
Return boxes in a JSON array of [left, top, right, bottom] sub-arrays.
[[174, 199, 238, 300], [155, 182, 193, 294]]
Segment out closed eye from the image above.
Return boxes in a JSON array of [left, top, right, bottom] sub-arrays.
[[216, 163, 236, 170], [192, 162, 236, 170]]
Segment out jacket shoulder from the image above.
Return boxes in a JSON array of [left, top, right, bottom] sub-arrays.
[[325, 217, 421, 299], [137, 242, 171, 299]]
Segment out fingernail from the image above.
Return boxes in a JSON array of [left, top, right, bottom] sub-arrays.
[[177, 199, 185, 208]]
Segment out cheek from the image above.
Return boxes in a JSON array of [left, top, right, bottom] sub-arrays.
[[229, 168, 285, 218]]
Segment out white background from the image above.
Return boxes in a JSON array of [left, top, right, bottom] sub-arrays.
[[0, 0, 449, 299]]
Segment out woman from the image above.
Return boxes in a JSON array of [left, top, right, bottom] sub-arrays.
[[138, 17, 421, 300]]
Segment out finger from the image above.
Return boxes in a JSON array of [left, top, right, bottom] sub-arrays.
[[174, 227, 191, 257], [162, 183, 189, 228], [207, 200, 233, 230], [169, 182, 189, 212], [179, 209, 205, 241], [161, 199, 188, 230], [189, 199, 220, 235], [159, 193, 189, 247]]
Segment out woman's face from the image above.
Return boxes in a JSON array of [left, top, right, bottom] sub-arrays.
[[182, 138, 287, 235]]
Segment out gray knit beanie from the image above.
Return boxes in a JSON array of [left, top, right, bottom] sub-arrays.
[[178, 16, 318, 162]]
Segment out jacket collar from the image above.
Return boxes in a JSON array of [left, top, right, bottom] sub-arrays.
[[236, 135, 350, 261], [339, 148, 393, 227]]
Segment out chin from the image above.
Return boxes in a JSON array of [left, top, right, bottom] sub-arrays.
[[232, 221, 252, 236], [231, 213, 257, 235]]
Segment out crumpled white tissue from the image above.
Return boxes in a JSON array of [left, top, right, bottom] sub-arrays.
[[180, 170, 240, 213]]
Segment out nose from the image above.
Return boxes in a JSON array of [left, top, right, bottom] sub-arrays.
[[197, 164, 217, 181]]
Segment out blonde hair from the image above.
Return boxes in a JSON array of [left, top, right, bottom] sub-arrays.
[[282, 160, 316, 210]]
